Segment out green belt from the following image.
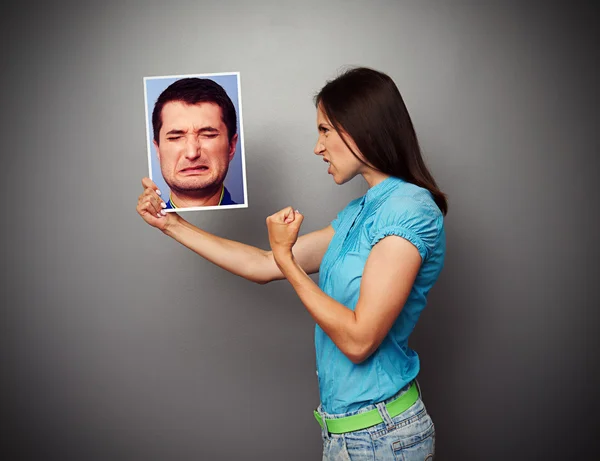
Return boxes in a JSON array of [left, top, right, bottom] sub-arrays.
[[314, 382, 419, 434]]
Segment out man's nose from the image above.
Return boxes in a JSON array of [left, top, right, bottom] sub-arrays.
[[184, 136, 202, 160]]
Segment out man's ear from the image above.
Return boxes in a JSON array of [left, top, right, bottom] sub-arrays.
[[228, 134, 238, 161], [153, 140, 161, 162]]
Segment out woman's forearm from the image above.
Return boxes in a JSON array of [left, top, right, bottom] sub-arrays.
[[163, 215, 283, 284]]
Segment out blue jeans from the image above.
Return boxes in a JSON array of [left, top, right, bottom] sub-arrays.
[[317, 382, 435, 461]]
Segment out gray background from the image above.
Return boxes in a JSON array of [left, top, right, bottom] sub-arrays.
[[1, 1, 598, 460]]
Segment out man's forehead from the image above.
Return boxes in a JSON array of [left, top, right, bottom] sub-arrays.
[[161, 100, 224, 127]]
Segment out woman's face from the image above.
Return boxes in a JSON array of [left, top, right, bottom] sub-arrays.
[[314, 105, 366, 185]]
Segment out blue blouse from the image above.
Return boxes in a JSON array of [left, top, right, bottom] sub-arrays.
[[316, 176, 446, 414]]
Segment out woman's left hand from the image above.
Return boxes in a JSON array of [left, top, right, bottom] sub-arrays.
[[266, 207, 304, 260]]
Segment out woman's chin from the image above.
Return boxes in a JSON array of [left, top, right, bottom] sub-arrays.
[[331, 174, 349, 185], [327, 167, 351, 185]]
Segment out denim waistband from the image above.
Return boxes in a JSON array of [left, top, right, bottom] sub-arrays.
[[316, 379, 421, 420], [315, 380, 422, 440]]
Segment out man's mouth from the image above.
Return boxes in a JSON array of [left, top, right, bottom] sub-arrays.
[[180, 165, 209, 173]]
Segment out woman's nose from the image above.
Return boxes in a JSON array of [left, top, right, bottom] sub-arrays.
[[314, 140, 325, 155]]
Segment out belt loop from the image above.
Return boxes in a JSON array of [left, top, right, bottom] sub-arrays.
[[318, 407, 330, 440], [375, 402, 394, 431]]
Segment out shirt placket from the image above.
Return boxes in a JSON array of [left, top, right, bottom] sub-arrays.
[[320, 198, 366, 288]]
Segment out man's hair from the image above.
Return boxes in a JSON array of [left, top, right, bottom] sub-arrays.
[[152, 78, 237, 145]]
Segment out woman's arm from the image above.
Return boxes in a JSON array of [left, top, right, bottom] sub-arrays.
[[163, 217, 334, 284], [137, 178, 334, 284], [266, 207, 421, 363]]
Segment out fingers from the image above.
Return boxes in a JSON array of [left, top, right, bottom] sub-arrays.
[[289, 210, 304, 229], [137, 185, 166, 219], [284, 208, 303, 224], [284, 207, 295, 224], [267, 207, 286, 224], [138, 198, 159, 219], [266, 207, 303, 223], [140, 178, 163, 212], [141, 177, 158, 191], [277, 206, 293, 223], [266, 207, 305, 229]]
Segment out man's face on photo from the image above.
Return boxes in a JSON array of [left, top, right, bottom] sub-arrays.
[[154, 101, 237, 195]]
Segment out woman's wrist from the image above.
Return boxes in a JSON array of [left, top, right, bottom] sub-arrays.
[[161, 213, 184, 237], [273, 247, 295, 271]]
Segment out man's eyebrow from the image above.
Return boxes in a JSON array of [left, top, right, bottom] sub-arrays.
[[165, 129, 186, 136], [165, 127, 220, 136], [197, 126, 219, 133]]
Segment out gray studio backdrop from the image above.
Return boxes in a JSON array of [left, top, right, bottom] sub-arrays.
[[2, 2, 598, 461]]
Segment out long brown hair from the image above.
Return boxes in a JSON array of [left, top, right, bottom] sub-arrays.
[[315, 67, 448, 215]]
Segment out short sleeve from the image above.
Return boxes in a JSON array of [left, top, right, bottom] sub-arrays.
[[369, 195, 443, 262], [331, 197, 362, 231]]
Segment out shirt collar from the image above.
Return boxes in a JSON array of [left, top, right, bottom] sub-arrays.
[[363, 176, 405, 203]]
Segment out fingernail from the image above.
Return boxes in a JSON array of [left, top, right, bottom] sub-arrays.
[[156, 189, 162, 196], [160, 209, 167, 216], [295, 209, 300, 213], [161, 201, 167, 208], [157, 213, 161, 218]]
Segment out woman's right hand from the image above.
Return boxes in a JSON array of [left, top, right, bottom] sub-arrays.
[[137, 177, 178, 232]]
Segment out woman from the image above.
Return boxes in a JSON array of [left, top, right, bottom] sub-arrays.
[[137, 67, 447, 460]]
